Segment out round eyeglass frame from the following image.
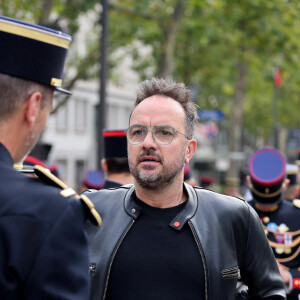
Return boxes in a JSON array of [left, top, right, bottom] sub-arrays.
[[125, 125, 190, 145]]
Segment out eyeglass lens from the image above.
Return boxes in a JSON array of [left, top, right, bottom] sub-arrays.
[[127, 126, 174, 145]]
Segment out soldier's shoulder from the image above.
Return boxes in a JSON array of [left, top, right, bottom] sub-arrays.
[[34, 166, 102, 226]]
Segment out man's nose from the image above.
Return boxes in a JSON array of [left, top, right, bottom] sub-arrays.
[[142, 130, 157, 147]]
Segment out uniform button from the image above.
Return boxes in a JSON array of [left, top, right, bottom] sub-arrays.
[[174, 221, 180, 227], [131, 208, 136, 213]]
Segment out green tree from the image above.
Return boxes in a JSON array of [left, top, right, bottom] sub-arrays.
[[3, 0, 300, 167]]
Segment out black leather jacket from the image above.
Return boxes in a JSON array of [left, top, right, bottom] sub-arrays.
[[85, 183, 286, 300]]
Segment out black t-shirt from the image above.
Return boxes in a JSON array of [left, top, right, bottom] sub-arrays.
[[106, 196, 205, 300]]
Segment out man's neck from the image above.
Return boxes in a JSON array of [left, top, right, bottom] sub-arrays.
[[134, 181, 186, 209]]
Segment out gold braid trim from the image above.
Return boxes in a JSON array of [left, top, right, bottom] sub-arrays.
[[250, 185, 282, 198], [268, 235, 300, 248], [274, 245, 300, 263]]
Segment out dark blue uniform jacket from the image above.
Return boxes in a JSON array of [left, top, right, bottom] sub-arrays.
[[0, 143, 90, 299]]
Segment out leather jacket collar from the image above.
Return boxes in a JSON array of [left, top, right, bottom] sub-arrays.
[[124, 182, 198, 231]]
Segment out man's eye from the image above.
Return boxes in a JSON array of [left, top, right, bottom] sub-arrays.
[[132, 129, 144, 136], [159, 129, 173, 136]]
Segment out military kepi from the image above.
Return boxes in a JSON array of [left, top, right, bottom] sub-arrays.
[[82, 170, 105, 190], [0, 15, 71, 94], [103, 129, 127, 158], [249, 147, 286, 205]]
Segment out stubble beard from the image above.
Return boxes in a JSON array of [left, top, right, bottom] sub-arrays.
[[21, 126, 41, 162], [129, 148, 186, 190]]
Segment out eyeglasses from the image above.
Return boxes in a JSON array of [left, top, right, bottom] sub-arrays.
[[125, 125, 189, 145]]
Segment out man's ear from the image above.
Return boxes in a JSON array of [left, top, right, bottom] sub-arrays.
[[101, 158, 108, 173], [24, 92, 42, 127], [185, 139, 197, 164]]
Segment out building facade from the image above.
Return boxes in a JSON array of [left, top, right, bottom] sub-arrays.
[[41, 80, 135, 191]]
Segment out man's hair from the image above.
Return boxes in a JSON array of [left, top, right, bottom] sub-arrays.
[[0, 73, 52, 122], [106, 157, 130, 174], [133, 77, 198, 139]]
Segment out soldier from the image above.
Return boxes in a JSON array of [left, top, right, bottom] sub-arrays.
[[183, 163, 198, 186], [0, 16, 101, 299], [224, 177, 243, 198], [284, 164, 299, 202], [101, 129, 134, 188], [200, 176, 215, 190], [80, 169, 105, 193], [247, 147, 300, 299]]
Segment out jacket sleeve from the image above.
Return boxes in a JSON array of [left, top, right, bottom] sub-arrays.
[[24, 200, 90, 300], [242, 204, 286, 300]]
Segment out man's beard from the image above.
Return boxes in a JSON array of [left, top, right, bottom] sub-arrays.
[[129, 147, 186, 190]]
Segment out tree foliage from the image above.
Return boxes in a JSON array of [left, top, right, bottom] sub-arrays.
[[2, 0, 300, 147]]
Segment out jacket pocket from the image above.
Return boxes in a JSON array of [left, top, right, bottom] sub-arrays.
[[221, 266, 241, 279]]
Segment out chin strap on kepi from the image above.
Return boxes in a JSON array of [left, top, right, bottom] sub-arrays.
[[33, 165, 102, 226]]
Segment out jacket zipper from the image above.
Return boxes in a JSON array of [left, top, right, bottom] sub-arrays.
[[102, 219, 135, 300], [188, 221, 209, 300]]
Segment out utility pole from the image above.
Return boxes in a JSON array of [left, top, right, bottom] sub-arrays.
[[97, 0, 108, 170]]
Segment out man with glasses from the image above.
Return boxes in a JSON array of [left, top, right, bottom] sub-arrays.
[[85, 77, 285, 300]]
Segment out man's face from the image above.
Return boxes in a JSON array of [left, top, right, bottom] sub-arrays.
[[128, 95, 193, 190]]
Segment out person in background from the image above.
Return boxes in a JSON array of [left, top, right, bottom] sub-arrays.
[[85, 77, 285, 300], [200, 175, 215, 190], [283, 164, 299, 202], [224, 177, 243, 198], [247, 147, 300, 299], [183, 163, 198, 186], [80, 169, 105, 193], [0, 15, 101, 299], [295, 149, 300, 199], [101, 129, 134, 188]]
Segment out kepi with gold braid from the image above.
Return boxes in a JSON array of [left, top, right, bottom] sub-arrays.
[[34, 165, 102, 226], [248, 147, 286, 205], [0, 15, 71, 94]]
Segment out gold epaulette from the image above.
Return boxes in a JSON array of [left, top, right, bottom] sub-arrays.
[[34, 165, 102, 226], [293, 199, 300, 209]]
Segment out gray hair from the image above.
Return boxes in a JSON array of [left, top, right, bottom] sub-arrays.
[[0, 73, 52, 122], [132, 77, 198, 139]]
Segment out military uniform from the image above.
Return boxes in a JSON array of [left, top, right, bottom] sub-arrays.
[[249, 199, 300, 297], [0, 143, 101, 299], [0, 16, 101, 299], [248, 147, 300, 299]]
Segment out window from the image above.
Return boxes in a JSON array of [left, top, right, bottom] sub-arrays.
[[56, 103, 68, 131], [75, 99, 87, 132]]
